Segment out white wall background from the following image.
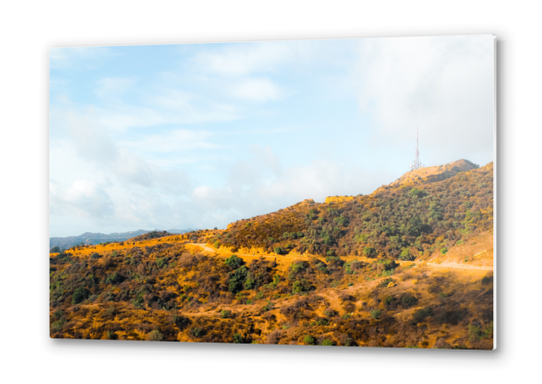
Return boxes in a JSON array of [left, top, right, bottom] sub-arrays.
[[1, 1, 539, 383]]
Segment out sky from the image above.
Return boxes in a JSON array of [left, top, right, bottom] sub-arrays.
[[49, 35, 495, 237]]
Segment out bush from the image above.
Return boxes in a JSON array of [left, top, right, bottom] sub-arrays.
[[401, 294, 418, 308], [233, 333, 246, 343], [321, 339, 334, 346], [412, 307, 432, 323], [370, 309, 382, 320], [409, 188, 426, 198], [378, 278, 394, 288], [304, 335, 316, 345], [274, 247, 286, 255], [90, 252, 101, 260], [50, 246, 60, 253], [51, 319, 65, 333], [72, 286, 90, 305], [53, 309, 64, 320], [440, 247, 448, 255], [399, 248, 415, 261], [156, 257, 167, 268], [190, 327, 204, 338], [363, 247, 377, 258], [146, 330, 164, 341], [229, 266, 248, 294], [262, 300, 275, 312], [225, 255, 244, 269], [292, 279, 311, 294], [384, 296, 395, 307], [220, 310, 231, 318]]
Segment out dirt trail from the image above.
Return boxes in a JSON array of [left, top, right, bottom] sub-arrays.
[[426, 262, 492, 271], [190, 243, 309, 261], [190, 242, 492, 272]]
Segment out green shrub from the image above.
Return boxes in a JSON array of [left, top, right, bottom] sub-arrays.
[[370, 309, 382, 320], [146, 330, 163, 341], [220, 310, 231, 318], [156, 257, 167, 268], [53, 309, 64, 320], [409, 188, 426, 198], [440, 247, 448, 255], [304, 335, 316, 345], [400, 248, 415, 261], [384, 296, 395, 306], [262, 300, 274, 312], [412, 307, 432, 323], [363, 247, 377, 258], [72, 286, 90, 305], [225, 255, 244, 269], [51, 319, 65, 333], [106, 331, 117, 340], [401, 294, 418, 308], [378, 278, 394, 287], [228, 266, 248, 294], [274, 247, 286, 255], [233, 333, 245, 343], [321, 339, 334, 346]]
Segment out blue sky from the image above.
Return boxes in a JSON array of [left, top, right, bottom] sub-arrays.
[[49, 35, 495, 237]]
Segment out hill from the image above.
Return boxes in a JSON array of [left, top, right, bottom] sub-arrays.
[[49, 228, 195, 251], [49, 160, 494, 349], [208, 161, 492, 261]]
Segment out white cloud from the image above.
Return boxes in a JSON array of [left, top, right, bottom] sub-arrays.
[[95, 77, 136, 98], [123, 129, 221, 155], [50, 46, 113, 70], [50, 180, 114, 218], [188, 146, 393, 228], [193, 42, 294, 76], [355, 35, 494, 165], [230, 77, 281, 102]]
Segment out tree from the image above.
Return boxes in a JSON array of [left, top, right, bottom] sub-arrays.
[[399, 248, 415, 261], [274, 247, 286, 255], [407, 216, 423, 237], [72, 286, 90, 305], [228, 266, 248, 293], [363, 247, 376, 258], [225, 255, 244, 269]]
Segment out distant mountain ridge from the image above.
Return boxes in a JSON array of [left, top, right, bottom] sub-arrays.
[[50, 228, 195, 251]]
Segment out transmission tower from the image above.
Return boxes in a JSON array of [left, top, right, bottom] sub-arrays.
[[410, 128, 424, 171]]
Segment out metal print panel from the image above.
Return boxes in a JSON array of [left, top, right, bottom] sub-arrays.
[[49, 35, 495, 349]]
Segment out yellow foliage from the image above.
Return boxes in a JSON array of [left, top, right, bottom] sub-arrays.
[[324, 195, 355, 204]]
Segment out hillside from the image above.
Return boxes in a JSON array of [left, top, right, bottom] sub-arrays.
[[50, 228, 195, 251], [49, 160, 494, 349], [208, 161, 492, 261]]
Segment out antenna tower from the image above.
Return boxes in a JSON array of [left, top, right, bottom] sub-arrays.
[[410, 128, 424, 171]]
